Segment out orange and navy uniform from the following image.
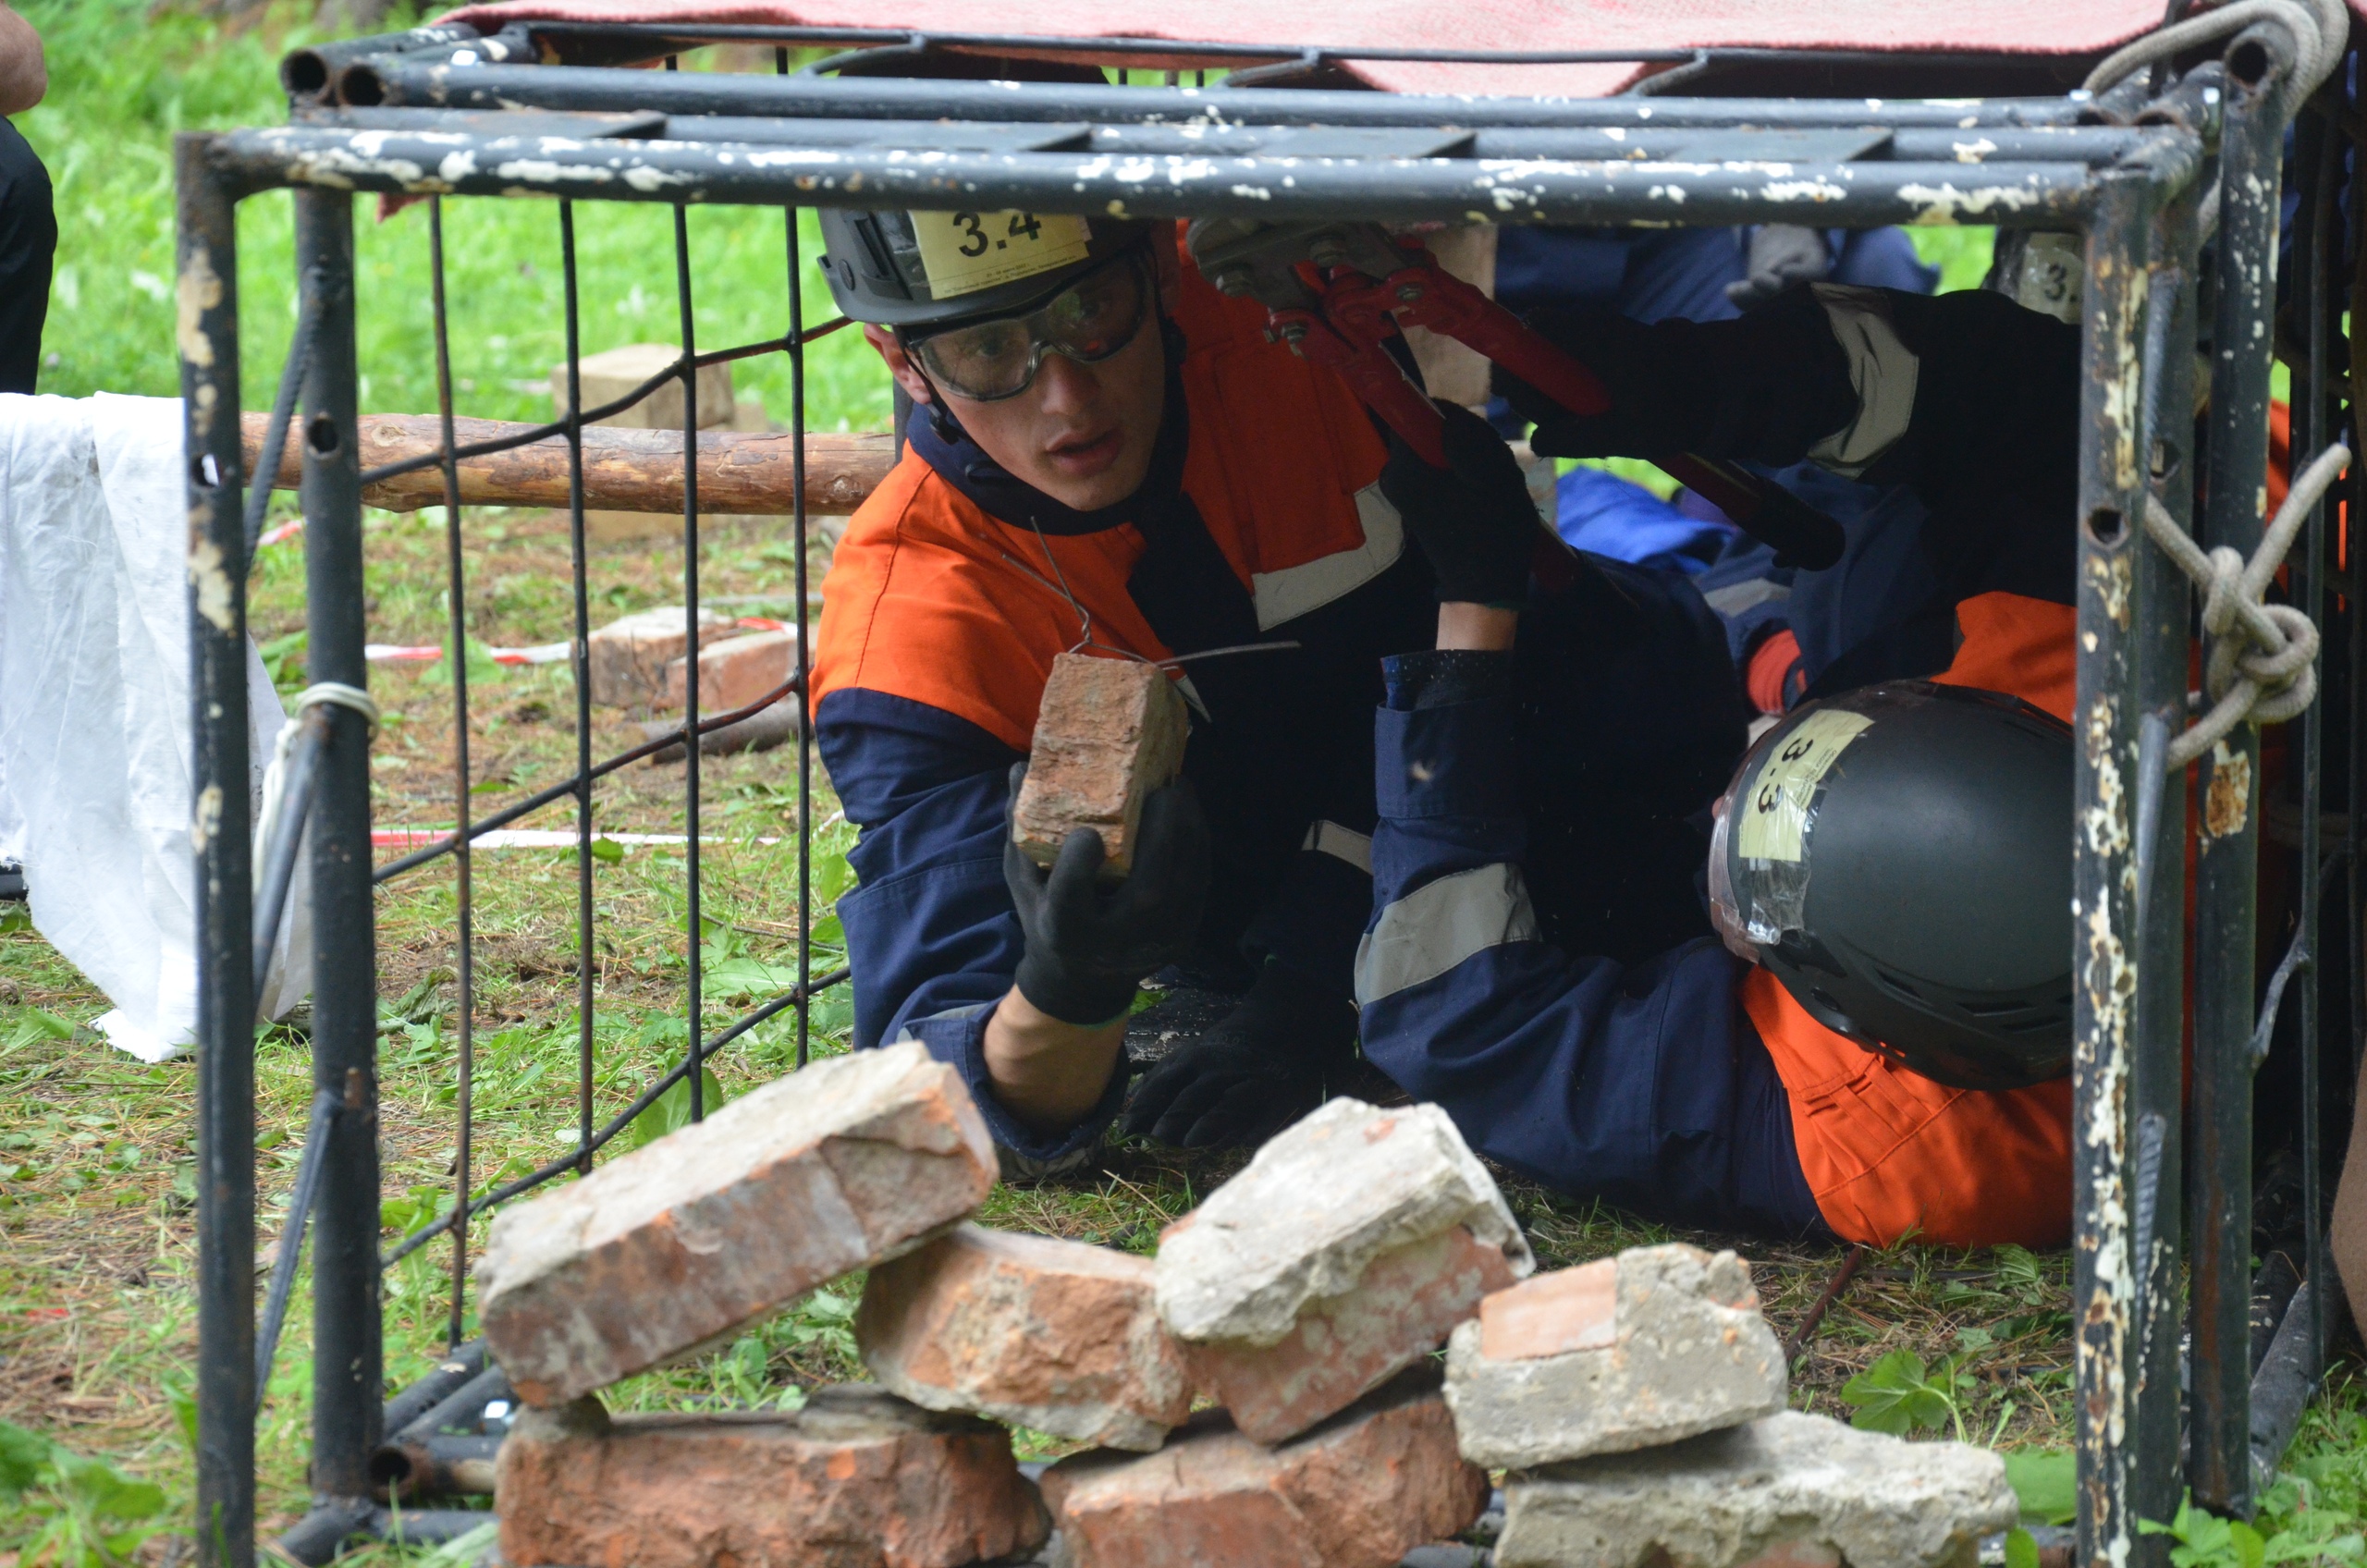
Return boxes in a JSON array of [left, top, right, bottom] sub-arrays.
[[1357, 287, 2093, 1247], [810, 237, 1436, 1160]]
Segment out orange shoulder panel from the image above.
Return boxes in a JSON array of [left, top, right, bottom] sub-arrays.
[[1750, 585, 2079, 1248]]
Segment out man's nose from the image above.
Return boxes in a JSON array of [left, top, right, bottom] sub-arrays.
[[1032, 349, 1098, 417]]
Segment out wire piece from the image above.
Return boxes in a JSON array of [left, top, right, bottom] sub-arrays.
[[2140, 440, 2346, 770]]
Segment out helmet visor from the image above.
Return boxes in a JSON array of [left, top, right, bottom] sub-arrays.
[[906, 252, 1150, 402]]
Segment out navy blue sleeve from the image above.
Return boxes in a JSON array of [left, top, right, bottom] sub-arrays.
[[816, 687, 1118, 1164], [1354, 659, 1824, 1237]]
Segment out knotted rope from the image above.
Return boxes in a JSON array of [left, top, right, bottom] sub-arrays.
[[2140, 441, 2346, 770]]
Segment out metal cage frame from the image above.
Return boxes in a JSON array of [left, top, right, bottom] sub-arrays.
[[171, 22, 2359, 1568]]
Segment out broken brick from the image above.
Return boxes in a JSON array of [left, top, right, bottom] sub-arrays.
[[497, 1385, 1048, 1568], [1445, 1243, 1785, 1468], [855, 1222, 1194, 1452], [1011, 652, 1188, 878], [1153, 1099, 1531, 1440], [1493, 1411, 2018, 1568], [478, 1040, 996, 1407], [662, 628, 798, 715], [586, 605, 735, 707], [1187, 1222, 1517, 1445], [1040, 1367, 1486, 1568]]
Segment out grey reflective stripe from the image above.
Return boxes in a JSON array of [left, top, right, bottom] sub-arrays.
[[1301, 819, 1374, 875], [1804, 283, 1919, 479], [1354, 862, 1540, 1006], [1701, 578, 1792, 617], [1251, 483, 1405, 631]]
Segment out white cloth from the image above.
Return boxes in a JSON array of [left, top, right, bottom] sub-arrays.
[[0, 392, 312, 1060]]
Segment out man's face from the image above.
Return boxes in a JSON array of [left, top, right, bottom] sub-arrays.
[[866, 282, 1168, 513]]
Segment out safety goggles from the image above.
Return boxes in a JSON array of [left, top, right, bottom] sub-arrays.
[[904, 251, 1151, 403]]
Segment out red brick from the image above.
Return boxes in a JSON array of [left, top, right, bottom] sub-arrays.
[[479, 1041, 996, 1407], [496, 1386, 1048, 1568], [1185, 1223, 1517, 1444], [1478, 1255, 1617, 1359], [1040, 1368, 1486, 1568], [663, 628, 797, 714], [586, 606, 734, 707], [1011, 652, 1187, 878], [856, 1223, 1194, 1451]]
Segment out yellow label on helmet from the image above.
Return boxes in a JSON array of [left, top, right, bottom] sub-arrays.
[[1736, 708, 1873, 863], [910, 210, 1091, 300]]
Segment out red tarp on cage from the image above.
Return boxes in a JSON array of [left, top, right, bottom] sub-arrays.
[[433, 0, 2250, 99]]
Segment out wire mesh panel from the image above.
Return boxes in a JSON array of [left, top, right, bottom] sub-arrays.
[[170, 26, 2360, 1568]]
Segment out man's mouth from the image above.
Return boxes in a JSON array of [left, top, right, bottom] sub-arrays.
[[1044, 427, 1123, 476]]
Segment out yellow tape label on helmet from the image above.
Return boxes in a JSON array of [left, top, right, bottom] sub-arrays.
[[911, 210, 1092, 300], [1736, 707, 1873, 863]]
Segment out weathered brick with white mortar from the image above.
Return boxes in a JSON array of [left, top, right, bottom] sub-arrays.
[[856, 1222, 1194, 1452], [663, 628, 797, 714], [1040, 1368, 1486, 1568], [497, 1385, 1048, 1568], [1012, 652, 1187, 878], [1152, 1099, 1530, 1439], [1445, 1243, 1785, 1468], [587, 605, 734, 707], [1187, 1222, 1517, 1444], [478, 1040, 996, 1406], [1493, 1411, 2018, 1568]]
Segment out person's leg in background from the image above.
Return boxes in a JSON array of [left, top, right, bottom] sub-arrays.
[[0, 116, 53, 395]]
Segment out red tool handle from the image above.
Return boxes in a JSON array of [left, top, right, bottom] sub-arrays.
[[1269, 303, 1448, 468]]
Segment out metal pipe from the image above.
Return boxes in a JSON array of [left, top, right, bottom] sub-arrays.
[[2249, 1276, 2327, 1488], [371, 1435, 503, 1501], [178, 134, 255, 1568], [209, 121, 2133, 228], [382, 1365, 511, 1449], [2129, 189, 2199, 1561], [350, 57, 2093, 128], [295, 185, 385, 1514], [254, 1089, 339, 1412], [380, 1343, 486, 1436], [250, 705, 325, 1003], [281, 24, 480, 101], [242, 287, 318, 561], [2072, 167, 2158, 1568], [2187, 23, 2298, 1514], [674, 199, 705, 1123], [272, 1500, 374, 1568]]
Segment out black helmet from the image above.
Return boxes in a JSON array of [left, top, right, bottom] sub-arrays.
[[1708, 680, 2074, 1091], [817, 206, 1155, 329]]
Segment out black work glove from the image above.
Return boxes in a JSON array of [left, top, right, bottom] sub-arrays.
[[1724, 224, 1832, 312], [1121, 959, 1358, 1149], [1004, 763, 1211, 1027], [1377, 399, 1543, 609], [1496, 305, 1691, 461]]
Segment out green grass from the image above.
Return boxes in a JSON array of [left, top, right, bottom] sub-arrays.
[[2, 3, 2360, 1560]]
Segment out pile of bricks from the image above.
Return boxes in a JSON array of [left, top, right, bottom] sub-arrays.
[[476, 1047, 2017, 1568]]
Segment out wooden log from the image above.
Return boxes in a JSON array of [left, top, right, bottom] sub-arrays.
[[240, 411, 896, 516]]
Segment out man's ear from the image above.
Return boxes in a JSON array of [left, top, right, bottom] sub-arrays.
[[863, 323, 934, 405]]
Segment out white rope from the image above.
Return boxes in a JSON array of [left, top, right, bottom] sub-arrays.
[[2085, 0, 2349, 100], [2140, 441, 2345, 771], [253, 682, 380, 886]]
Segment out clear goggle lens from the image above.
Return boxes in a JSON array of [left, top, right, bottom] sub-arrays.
[[909, 255, 1148, 402]]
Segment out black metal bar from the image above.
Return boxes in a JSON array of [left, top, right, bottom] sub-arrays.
[[2187, 25, 2295, 1515], [242, 287, 318, 561], [373, 1434, 502, 1501], [381, 1365, 511, 1447], [2128, 190, 2199, 1565], [350, 58, 2095, 128], [378, 968, 851, 1270], [380, 1343, 485, 1436], [428, 196, 476, 1354], [254, 1089, 339, 1411], [2074, 167, 2160, 1568], [294, 184, 384, 1522], [179, 136, 255, 1568], [250, 706, 325, 1003], [561, 199, 596, 1176], [674, 202, 705, 1121], [783, 101, 815, 1072], [2249, 1275, 2327, 1487], [369, 674, 804, 884], [273, 1501, 374, 1568], [351, 325, 852, 492], [218, 124, 2134, 229], [281, 23, 481, 101]]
